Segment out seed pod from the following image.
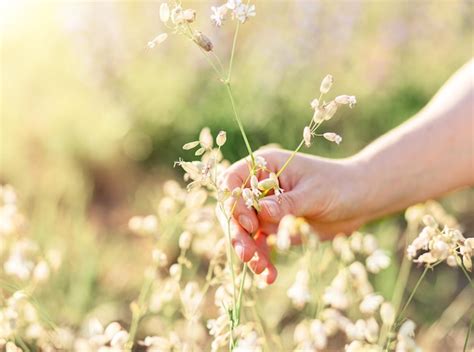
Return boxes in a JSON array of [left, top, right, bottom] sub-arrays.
[[193, 31, 213, 52], [310, 98, 319, 109], [335, 95, 357, 108], [312, 107, 325, 123], [258, 178, 277, 191], [323, 132, 342, 145], [303, 126, 312, 147], [324, 101, 338, 121], [216, 131, 227, 147], [320, 74, 333, 94]]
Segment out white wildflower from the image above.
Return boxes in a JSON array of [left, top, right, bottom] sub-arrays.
[[287, 269, 311, 308], [335, 95, 357, 108], [366, 250, 390, 273], [323, 132, 342, 145], [320, 74, 333, 94]]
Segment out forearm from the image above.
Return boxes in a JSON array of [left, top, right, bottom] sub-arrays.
[[353, 60, 474, 221]]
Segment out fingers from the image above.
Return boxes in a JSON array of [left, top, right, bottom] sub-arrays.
[[216, 205, 257, 262], [258, 191, 301, 224], [230, 219, 257, 262], [224, 196, 259, 234], [222, 164, 260, 234], [248, 231, 278, 284]]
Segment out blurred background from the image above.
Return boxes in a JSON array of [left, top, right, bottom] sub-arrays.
[[1, 0, 473, 347]]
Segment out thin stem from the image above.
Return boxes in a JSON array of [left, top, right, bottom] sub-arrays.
[[125, 276, 154, 351], [396, 266, 429, 324], [459, 263, 474, 289], [276, 140, 305, 177], [235, 263, 248, 325], [391, 226, 416, 319], [464, 312, 474, 352], [222, 202, 238, 313], [16, 336, 31, 352], [276, 119, 324, 178], [225, 83, 255, 166], [227, 22, 241, 82]]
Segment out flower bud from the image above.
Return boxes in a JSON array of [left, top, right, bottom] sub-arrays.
[[431, 240, 449, 260], [258, 178, 277, 191], [182, 141, 200, 150], [335, 95, 357, 108], [320, 74, 333, 94], [446, 255, 457, 267], [216, 131, 227, 147], [324, 101, 338, 121], [152, 249, 168, 267], [169, 263, 182, 280], [182, 9, 196, 23], [160, 3, 170, 22], [323, 132, 342, 145], [250, 175, 259, 190], [148, 33, 168, 49], [303, 126, 312, 147], [33, 260, 50, 283], [310, 98, 319, 109], [312, 107, 325, 123], [193, 31, 213, 52], [179, 231, 193, 250], [380, 302, 395, 325]]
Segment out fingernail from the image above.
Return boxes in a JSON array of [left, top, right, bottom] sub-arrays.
[[238, 215, 253, 233], [261, 199, 280, 218], [234, 243, 245, 260]]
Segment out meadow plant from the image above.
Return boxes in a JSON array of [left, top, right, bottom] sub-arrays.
[[1, 1, 473, 351]]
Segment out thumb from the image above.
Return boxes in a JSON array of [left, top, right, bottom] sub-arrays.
[[258, 191, 302, 224]]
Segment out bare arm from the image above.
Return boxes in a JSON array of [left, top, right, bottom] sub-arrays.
[[222, 60, 474, 282], [353, 59, 474, 223]]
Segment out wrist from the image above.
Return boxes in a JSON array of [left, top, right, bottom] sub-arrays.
[[342, 153, 378, 222]]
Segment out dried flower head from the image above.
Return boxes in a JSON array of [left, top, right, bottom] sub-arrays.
[[320, 74, 334, 94]]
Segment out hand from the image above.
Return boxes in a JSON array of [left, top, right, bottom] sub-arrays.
[[221, 148, 368, 283]]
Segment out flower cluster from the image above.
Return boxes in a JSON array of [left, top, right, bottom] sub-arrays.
[[148, 2, 214, 52], [211, 0, 256, 27], [0, 185, 65, 350], [303, 74, 357, 148], [74, 320, 129, 351], [407, 213, 473, 271]]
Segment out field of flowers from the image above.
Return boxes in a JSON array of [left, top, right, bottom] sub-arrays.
[[1, 1, 473, 351]]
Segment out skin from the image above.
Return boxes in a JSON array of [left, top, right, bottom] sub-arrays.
[[222, 59, 474, 284]]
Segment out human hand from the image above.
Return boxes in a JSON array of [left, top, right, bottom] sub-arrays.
[[220, 148, 368, 283]]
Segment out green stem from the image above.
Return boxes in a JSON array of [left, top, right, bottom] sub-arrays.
[[125, 277, 154, 351], [276, 140, 305, 177], [396, 266, 429, 324], [227, 22, 241, 82], [222, 204, 238, 314], [391, 229, 414, 314], [235, 263, 248, 325], [464, 312, 474, 352], [459, 263, 474, 289], [225, 83, 255, 166]]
